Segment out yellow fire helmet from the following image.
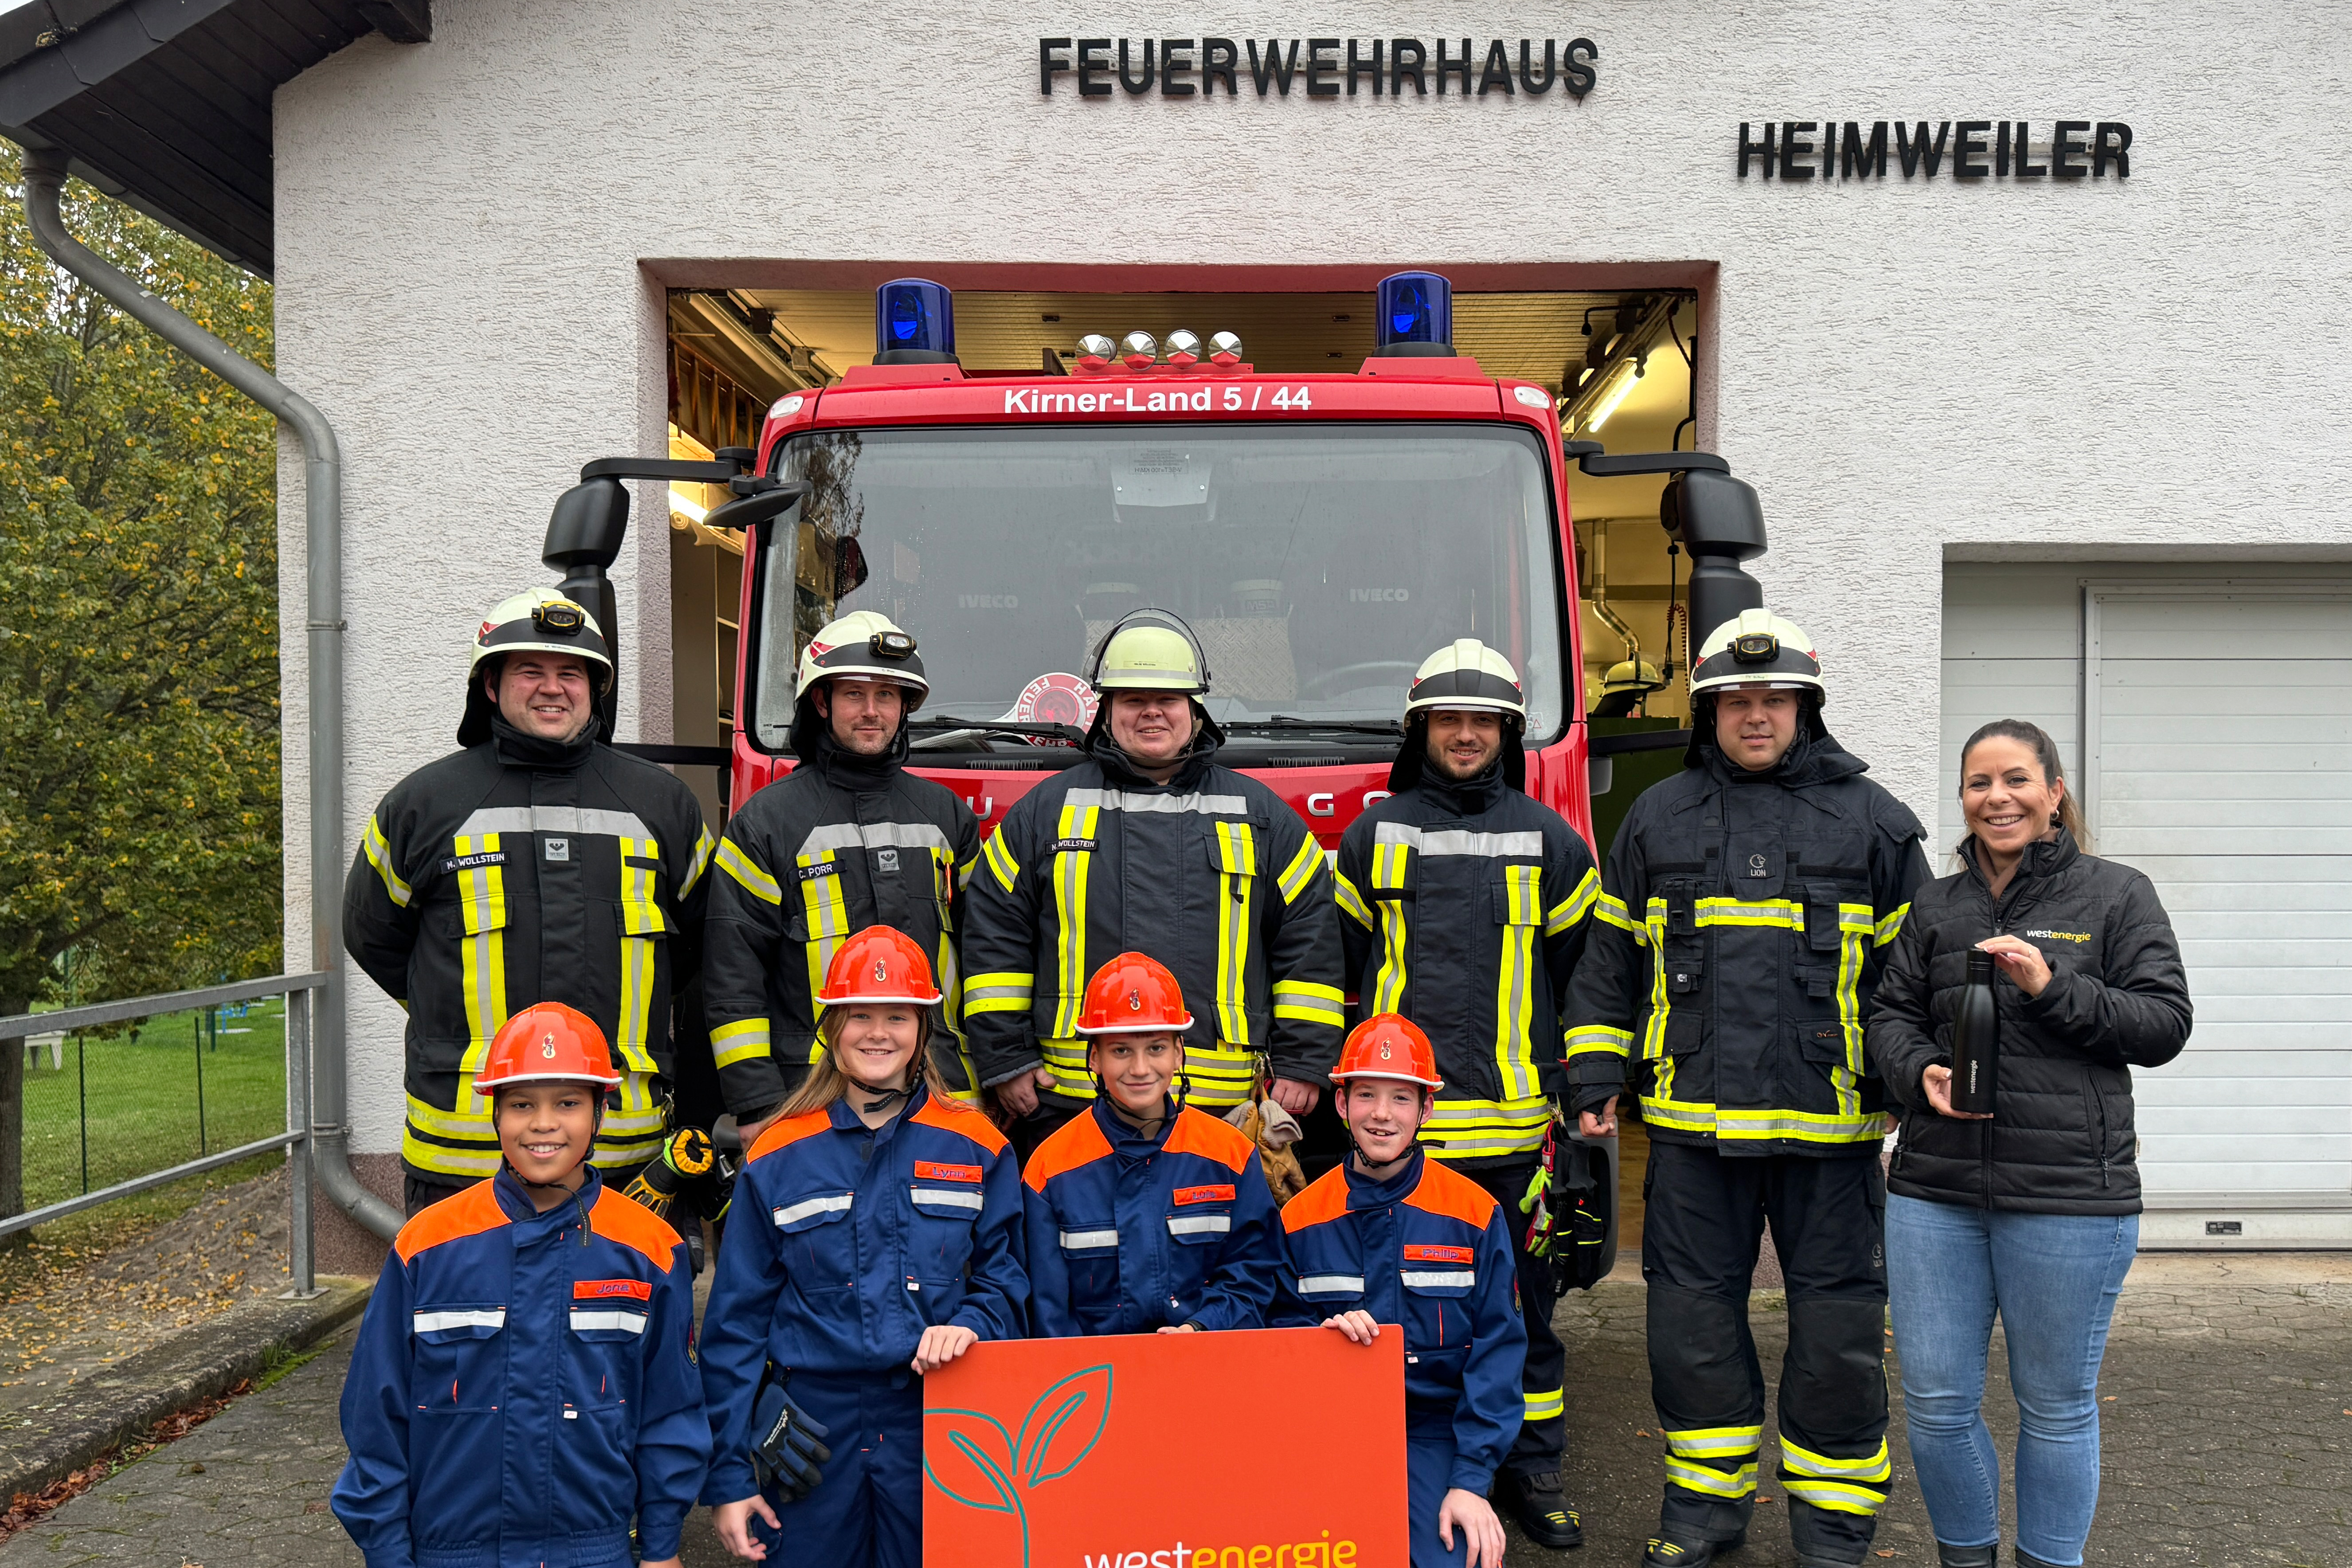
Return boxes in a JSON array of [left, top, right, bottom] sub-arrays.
[[1087, 609, 1211, 695], [794, 610, 929, 707], [1403, 638, 1527, 725], [469, 588, 612, 686], [1688, 608, 1824, 700]]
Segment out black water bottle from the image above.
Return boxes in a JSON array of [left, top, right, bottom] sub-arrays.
[[1949, 949, 1999, 1116]]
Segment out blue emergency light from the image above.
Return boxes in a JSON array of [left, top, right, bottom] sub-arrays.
[[873, 278, 957, 365], [1375, 270, 1456, 357]]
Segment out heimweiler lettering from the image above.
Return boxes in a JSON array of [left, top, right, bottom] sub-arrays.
[[1737, 119, 2132, 180]]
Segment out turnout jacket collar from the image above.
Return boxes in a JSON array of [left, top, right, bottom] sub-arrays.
[[1272, 1149, 1527, 1495], [488, 714, 598, 772], [1386, 726, 1526, 796], [330, 1169, 707, 1566], [1021, 1099, 1283, 1335], [788, 692, 911, 788], [1867, 830, 2191, 1215]]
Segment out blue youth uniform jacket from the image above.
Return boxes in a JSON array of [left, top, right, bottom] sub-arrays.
[[1274, 1149, 1527, 1495], [696, 1082, 1028, 1505], [332, 1168, 708, 1568], [1023, 1098, 1282, 1335]]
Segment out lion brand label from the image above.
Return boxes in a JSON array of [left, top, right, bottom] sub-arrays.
[[1402, 1243, 1474, 1265], [914, 1160, 983, 1184], [573, 1278, 653, 1301], [1172, 1185, 1236, 1207]]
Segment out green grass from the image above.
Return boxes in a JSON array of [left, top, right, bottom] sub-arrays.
[[18, 998, 289, 1211]]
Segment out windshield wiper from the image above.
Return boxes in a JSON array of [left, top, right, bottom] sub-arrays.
[[905, 716, 1088, 748], [1222, 716, 1404, 737]]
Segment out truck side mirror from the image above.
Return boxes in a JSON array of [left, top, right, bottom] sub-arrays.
[[1661, 468, 1767, 648]]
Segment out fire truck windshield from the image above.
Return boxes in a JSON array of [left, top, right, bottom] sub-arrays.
[[752, 421, 1567, 758]]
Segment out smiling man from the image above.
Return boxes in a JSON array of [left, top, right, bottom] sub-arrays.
[[1564, 609, 1930, 1568], [345, 589, 717, 1215]]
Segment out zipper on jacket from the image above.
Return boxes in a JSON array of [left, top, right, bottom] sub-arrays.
[[2089, 1082, 2110, 1189]]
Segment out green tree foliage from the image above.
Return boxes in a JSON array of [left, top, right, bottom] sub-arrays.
[[0, 143, 281, 1221]]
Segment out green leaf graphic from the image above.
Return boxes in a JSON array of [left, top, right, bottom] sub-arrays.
[[923, 1407, 1019, 1514], [1017, 1364, 1114, 1488]]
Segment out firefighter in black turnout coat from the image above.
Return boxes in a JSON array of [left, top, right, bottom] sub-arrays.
[[1333, 639, 1602, 1548], [345, 589, 716, 1214], [701, 611, 980, 1134], [1565, 610, 1931, 1568]]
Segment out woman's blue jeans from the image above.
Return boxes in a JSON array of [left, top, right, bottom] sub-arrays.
[[1884, 1194, 2137, 1567]]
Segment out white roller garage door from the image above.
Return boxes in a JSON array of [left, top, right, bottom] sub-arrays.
[[1942, 569, 2352, 1246]]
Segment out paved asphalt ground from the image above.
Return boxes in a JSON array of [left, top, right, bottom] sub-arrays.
[[3, 1254, 2345, 1568]]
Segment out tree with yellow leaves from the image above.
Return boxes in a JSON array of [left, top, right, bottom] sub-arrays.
[[0, 144, 281, 1226]]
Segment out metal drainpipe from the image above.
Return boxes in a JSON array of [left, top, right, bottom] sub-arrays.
[[22, 148, 401, 1241]]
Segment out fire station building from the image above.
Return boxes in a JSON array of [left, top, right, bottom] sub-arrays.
[[4, 1, 2347, 1253]]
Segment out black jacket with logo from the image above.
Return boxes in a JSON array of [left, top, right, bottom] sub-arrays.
[[1334, 761, 1599, 1166], [701, 725, 980, 1117], [1564, 727, 1931, 1158], [345, 720, 714, 1178], [959, 739, 1344, 1109], [1868, 831, 2191, 1214]]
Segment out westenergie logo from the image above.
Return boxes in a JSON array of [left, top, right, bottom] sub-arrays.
[[1083, 1534, 1364, 1567], [2025, 929, 2093, 943]]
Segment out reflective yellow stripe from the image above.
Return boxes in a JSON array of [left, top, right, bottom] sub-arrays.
[[1041, 1035, 1094, 1099], [1640, 1094, 1717, 1135], [1565, 1023, 1634, 1059], [614, 836, 664, 1073], [1593, 891, 1639, 933], [1495, 863, 1541, 1100], [680, 825, 717, 896], [797, 851, 851, 1004], [710, 1017, 770, 1070], [592, 1071, 667, 1167], [1830, 903, 1869, 1121], [1334, 872, 1374, 930], [1210, 820, 1258, 1044], [363, 814, 412, 907], [1874, 902, 1909, 946], [1694, 896, 1806, 930], [1050, 804, 1099, 1038], [455, 833, 508, 1077], [1271, 979, 1343, 1028], [964, 971, 1034, 1016], [1545, 866, 1600, 936], [1370, 838, 1411, 1015], [1779, 1437, 1891, 1482], [1523, 1386, 1565, 1422], [1664, 1424, 1763, 1458], [1275, 833, 1324, 905], [1780, 1478, 1887, 1515], [716, 837, 782, 905], [404, 1089, 501, 1178], [982, 830, 1020, 894], [1664, 1458, 1758, 1499], [1639, 1098, 1889, 1144], [1419, 1094, 1552, 1160], [1642, 898, 1672, 1072]]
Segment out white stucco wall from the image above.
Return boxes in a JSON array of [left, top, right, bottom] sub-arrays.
[[271, 1, 2352, 1155]]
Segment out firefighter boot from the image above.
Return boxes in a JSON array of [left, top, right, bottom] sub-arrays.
[[1788, 1497, 1878, 1568], [1643, 1494, 1751, 1567], [1495, 1470, 1583, 1548], [1935, 1545, 1995, 1568], [2015, 1552, 2064, 1568]]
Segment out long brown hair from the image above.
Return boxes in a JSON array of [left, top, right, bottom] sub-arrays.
[[1956, 718, 2090, 855], [773, 1004, 950, 1120]]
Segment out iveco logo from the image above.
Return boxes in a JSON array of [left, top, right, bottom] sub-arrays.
[[1348, 588, 1410, 603], [959, 594, 1019, 609]]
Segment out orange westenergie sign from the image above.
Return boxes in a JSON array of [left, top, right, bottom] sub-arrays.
[[923, 1326, 1408, 1568]]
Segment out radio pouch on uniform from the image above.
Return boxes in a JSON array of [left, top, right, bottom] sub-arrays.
[[751, 1369, 833, 1501]]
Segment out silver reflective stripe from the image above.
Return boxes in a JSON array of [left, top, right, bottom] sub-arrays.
[[1063, 788, 1249, 817], [568, 1309, 647, 1334], [797, 820, 955, 858], [910, 1186, 985, 1211], [457, 805, 654, 842], [1166, 1213, 1232, 1236], [1295, 1274, 1365, 1295], [1372, 821, 1543, 858], [772, 1193, 855, 1227], [1059, 1228, 1121, 1250], [413, 1308, 506, 1333], [1400, 1269, 1477, 1289]]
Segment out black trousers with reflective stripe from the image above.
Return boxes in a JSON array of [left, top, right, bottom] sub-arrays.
[[1642, 1140, 1889, 1546], [1462, 1159, 1568, 1482]]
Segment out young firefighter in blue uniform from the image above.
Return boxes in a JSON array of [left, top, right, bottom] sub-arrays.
[[1023, 952, 1282, 1336], [1276, 1015, 1526, 1568], [699, 925, 1027, 1567], [333, 1002, 707, 1568]]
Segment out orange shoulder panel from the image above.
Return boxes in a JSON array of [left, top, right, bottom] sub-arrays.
[[1162, 1107, 1254, 1173], [1405, 1159, 1500, 1230], [747, 1108, 835, 1164], [1022, 1108, 1113, 1192], [590, 1188, 684, 1273], [394, 1179, 509, 1263], [1280, 1165, 1353, 1234], [911, 1093, 1011, 1156]]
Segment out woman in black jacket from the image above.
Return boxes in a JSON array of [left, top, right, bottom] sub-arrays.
[[1867, 720, 2190, 1568]]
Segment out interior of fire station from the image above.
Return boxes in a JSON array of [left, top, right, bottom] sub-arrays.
[[661, 283, 1703, 838]]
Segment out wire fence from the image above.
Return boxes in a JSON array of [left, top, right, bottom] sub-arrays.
[[17, 996, 290, 1211]]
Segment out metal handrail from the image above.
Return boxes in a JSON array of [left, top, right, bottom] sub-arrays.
[[0, 973, 328, 1296]]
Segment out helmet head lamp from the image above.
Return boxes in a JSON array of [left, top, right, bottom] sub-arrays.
[[532, 600, 584, 636], [870, 628, 917, 660], [1730, 631, 1780, 664]]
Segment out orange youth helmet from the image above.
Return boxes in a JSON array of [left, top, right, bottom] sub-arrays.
[[1077, 953, 1193, 1035], [818, 925, 943, 1007], [475, 1002, 622, 1092], [1331, 1013, 1443, 1091]]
